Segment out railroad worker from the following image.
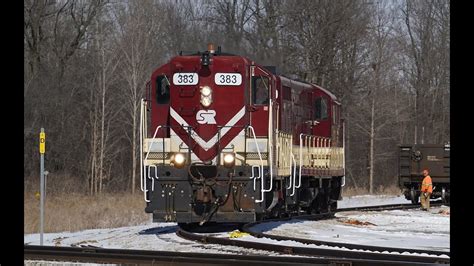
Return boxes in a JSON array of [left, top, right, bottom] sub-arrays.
[[420, 169, 433, 211]]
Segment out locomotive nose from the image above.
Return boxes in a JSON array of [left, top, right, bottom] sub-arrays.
[[169, 53, 246, 164]]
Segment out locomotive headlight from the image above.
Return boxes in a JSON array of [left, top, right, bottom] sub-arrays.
[[223, 153, 235, 168], [172, 153, 186, 168], [201, 86, 212, 97], [200, 86, 213, 107], [201, 97, 212, 107]]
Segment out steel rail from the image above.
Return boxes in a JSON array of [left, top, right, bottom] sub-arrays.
[[177, 202, 449, 264], [176, 228, 449, 265], [241, 202, 449, 257], [336, 201, 448, 213], [24, 244, 421, 266]]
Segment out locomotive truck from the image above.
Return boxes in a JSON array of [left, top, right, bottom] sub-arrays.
[[140, 44, 345, 225]]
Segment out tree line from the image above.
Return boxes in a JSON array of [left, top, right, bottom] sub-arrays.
[[24, 0, 449, 194]]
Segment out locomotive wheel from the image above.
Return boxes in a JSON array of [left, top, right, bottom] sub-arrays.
[[269, 201, 285, 218], [442, 195, 450, 203], [441, 187, 449, 203], [313, 192, 329, 213], [330, 201, 337, 212], [410, 187, 419, 204]]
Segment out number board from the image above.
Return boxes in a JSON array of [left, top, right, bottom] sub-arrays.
[[173, 73, 198, 85], [215, 73, 242, 86]]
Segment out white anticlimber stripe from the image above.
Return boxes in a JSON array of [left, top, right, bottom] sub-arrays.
[[170, 108, 210, 149], [170, 107, 245, 151]]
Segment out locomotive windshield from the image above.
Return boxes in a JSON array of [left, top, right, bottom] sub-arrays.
[[155, 75, 170, 104], [252, 76, 269, 105], [314, 97, 328, 120]]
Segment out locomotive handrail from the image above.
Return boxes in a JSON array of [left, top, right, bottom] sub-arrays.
[[286, 152, 293, 190], [144, 126, 164, 163], [142, 125, 162, 202], [342, 120, 346, 186], [140, 99, 145, 192], [140, 98, 157, 202], [264, 99, 274, 193], [247, 126, 263, 190], [147, 165, 157, 192], [248, 126, 265, 203], [251, 165, 261, 191], [297, 133, 333, 188], [298, 133, 304, 189], [285, 135, 293, 190], [256, 99, 274, 203], [290, 153, 297, 196]]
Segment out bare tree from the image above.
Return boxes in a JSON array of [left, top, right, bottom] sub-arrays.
[[280, 0, 371, 88], [350, 1, 401, 192], [24, 0, 106, 188], [244, 0, 284, 65], [113, 0, 165, 193], [401, 0, 450, 145], [23, 0, 449, 195], [198, 0, 254, 54], [86, 8, 122, 195]]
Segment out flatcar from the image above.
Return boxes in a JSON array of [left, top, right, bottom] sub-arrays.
[[140, 44, 345, 225], [398, 143, 450, 204]]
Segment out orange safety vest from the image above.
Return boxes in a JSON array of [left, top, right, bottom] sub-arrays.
[[421, 175, 433, 193]]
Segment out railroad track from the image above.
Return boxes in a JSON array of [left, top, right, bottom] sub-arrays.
[[25, 202, 449, 265], [243, 202, 449, 257], [336, 201, 447, 212], [25, 244, 429, 265], [176, 202, 450, 265]]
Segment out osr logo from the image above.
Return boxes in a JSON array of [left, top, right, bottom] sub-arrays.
[[196, 110, 217, 124]]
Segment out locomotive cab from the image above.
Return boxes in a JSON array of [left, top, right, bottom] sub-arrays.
[[311, 86, 342, 147]]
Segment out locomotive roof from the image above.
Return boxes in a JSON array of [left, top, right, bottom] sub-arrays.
[[178, 47, 237, 56], [312, 84, 338, 102], [278, 75, 338, 102], [171, 50, 339, 103]]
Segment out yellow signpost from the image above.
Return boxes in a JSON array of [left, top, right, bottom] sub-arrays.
[[39, 128, 45, 245], [40, 131, 45, 154]]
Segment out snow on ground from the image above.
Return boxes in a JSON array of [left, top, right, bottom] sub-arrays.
[[25, 261, 113, 266], [24, 222, 280, 256], [338, 194, 411, 208], [24, 194, 449, 257], [249, 194, 449, 253], [250, 206, 449, 253]]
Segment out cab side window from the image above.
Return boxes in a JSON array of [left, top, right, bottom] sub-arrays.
[[156, 76, 170, 104], [314, 97, 328, 120], [252, 76, 269, 105]]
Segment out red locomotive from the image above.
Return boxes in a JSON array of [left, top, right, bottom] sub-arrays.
[[140, 44, 345, 225]]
